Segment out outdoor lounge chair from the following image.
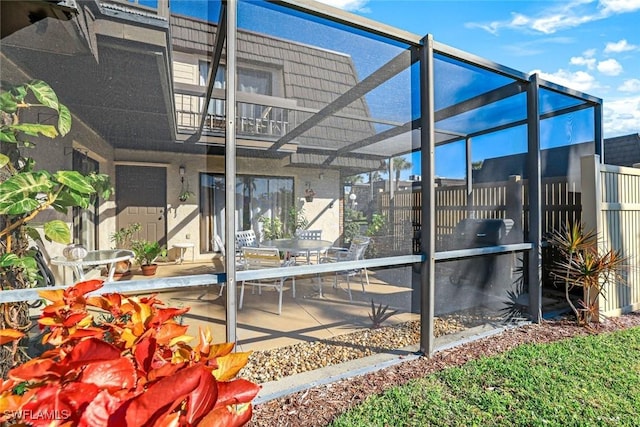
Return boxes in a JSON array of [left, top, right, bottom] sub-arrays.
[[320, 235, 370, 302], [240, 246, 295, 315]]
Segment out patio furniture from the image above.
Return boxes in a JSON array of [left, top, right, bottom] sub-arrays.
[[235, 229, 258, 258], [261, 237, 333, 265], [172, 242, 195, 264], [50, 249, 135, 283], [292, 229, 324, 264], [240, 246, 295, 315], [320, 236, 371, 302], [212, 234, 245, 296]]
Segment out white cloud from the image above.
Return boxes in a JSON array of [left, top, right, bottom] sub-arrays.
[[532, 68, 597, 92], [618, 78, 640, 92], [314, 0, 370, 12], [570, 56, 596, 69], [602, 95, 640, 137], [597, 58, 623, 75], [604, 39, 638, 53], [599, 0, 640, 14], [468, 0, 640, 35]]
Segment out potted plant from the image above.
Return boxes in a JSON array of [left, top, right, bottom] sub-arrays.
[[131, 240, 166, 276], [109, 223, 141, 278], [178, 188, 195, 202], [304, 188, 316, 202]]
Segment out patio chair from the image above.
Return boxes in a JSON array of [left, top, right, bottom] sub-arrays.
[[320, 235, 370, 302], [240, 246, 295, 315], [212, 234, 245, 296], [292, 229, 324, 264], [235, 229, 258, 258]]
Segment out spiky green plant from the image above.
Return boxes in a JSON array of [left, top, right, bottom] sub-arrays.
[[549, 221, 628, 324]]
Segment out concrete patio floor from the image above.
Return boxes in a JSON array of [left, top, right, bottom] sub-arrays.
[[112, 258, 420, 353]]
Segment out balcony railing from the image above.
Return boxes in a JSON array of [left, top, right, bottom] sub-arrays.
[[103, 0, 169, 18], [175, 93, 295, 139]]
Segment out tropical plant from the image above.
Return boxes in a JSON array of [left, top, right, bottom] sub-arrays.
[[287, 204, 308, 236], [110, 223, 141, 250], [0, 280, 260, 426], [131, 240, 166, 266], [0, 80, 112, 377], [392, 156, 412, 190], [548, 221, 628, 324], [258, 216, 283, 240]]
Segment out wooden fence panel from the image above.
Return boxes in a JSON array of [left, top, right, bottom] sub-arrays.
[[374, 176, 582, 254]]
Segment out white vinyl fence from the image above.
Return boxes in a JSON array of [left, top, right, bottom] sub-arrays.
[[581, 155, 640, 317]]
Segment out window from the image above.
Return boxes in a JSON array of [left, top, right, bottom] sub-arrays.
[[200, 173, 294, 251]]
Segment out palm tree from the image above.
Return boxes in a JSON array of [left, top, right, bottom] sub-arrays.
[[392, 157, 412, 190]]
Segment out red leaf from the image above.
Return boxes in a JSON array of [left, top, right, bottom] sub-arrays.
[[149, 307, 190, 327], [196, 403, 253, 427], [155, 323, 189, 346], [79, 358, 137, 392], [125, 365, 210, 426], [215, 379, 260, 407], [78, 389, 127, 427], [147, 362, 183, 382], [184, 366, 218, 425], [68, 338, 121, 365], [9, 358, 65, 382], [22, 382, 100, 426], [134, 336, 157, 374], [62, 312, 90, 327], [64, 279, 103, 300]]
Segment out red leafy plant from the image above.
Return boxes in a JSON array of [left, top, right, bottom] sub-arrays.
[[0, 280, 260, 426]]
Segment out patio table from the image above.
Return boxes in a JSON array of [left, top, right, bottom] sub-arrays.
[[51, 249, 135, 282], [261, 238, 333, 264]]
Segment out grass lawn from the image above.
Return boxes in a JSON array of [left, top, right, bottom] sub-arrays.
[[331, 327, 640, 427]]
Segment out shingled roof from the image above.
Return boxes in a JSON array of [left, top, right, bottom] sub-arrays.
[[604, 133, 640, 167], [170, 14, 376, 156]]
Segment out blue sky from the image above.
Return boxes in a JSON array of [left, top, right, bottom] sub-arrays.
[[320, 0, 640, 139], [170, 0, 639, 179]]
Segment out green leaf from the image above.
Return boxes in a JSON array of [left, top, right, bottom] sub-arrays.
[[55, 170, 95, 195], [0, 253, 20, 268], [0, 153, 9, 168], [12, 85, 27, 102], [25, 227, 42, 243], [0, 130, 18, 143], [0, 198, 41, 215], [58, 103, 71, 136], [9, 123, 58, 138], [0, 172, 53, 214], [43, 220, 71, 245], [53, 189, 88, 210], [27, 80, 59, 110], [0, 91, 18, 113]]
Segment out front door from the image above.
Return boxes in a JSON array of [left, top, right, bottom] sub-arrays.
[[116, 165, 167, 246]]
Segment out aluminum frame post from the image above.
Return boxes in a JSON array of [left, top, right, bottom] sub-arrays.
[[225, 0, 238, 343], [419, 35, 435, 355], [527, 74, 542, 323]]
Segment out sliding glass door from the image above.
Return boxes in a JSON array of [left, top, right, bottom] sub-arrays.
[[200, 173, 294, 251]]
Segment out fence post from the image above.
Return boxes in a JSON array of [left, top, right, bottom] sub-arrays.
[[506, 175, 523, 243], [580, 154, 602, 319], [580, 155, 602, 237]]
